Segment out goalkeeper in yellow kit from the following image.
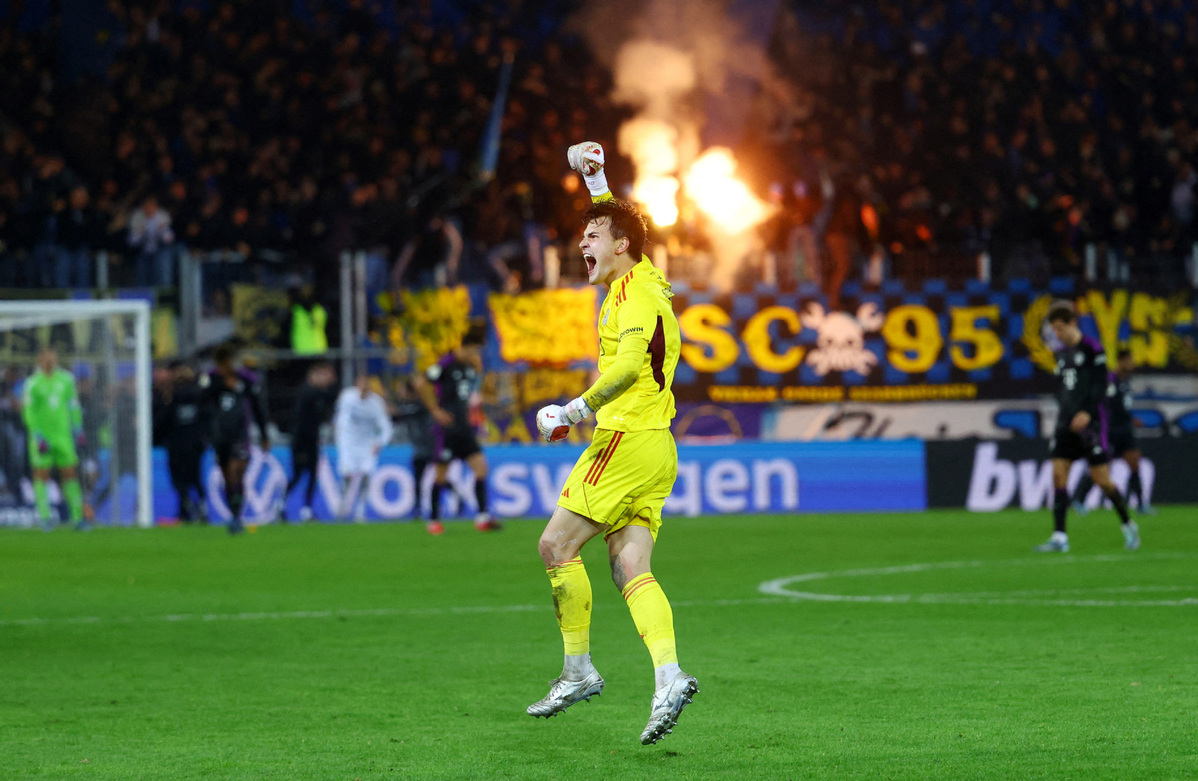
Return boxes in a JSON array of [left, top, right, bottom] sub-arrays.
[[528, 141, 698, 745]]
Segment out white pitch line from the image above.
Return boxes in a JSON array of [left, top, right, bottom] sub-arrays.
[[935, 584, 1198, 598], [759, 551, 1198, 607]]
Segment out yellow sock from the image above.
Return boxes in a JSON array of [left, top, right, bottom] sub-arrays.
[[547, 557, 591, 656], [622, 572, 678, 668]]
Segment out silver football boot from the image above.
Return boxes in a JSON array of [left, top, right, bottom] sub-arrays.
[[1123, 520, 1141, 551], [639, 671, 700, 745], [526, 669, 604, 717], [1033, 536, 1069, 553]]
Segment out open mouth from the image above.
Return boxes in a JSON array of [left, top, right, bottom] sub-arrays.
[[583, 254, 597, 276]]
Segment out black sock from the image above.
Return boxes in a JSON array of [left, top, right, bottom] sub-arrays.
[[1127, 469, 1143, 507], [1053, 488, 1069, 534], [1071, 474, 1093, 505], [1103, 486, 1131, 524], [475, 479, 488, 514], [227, 488, 244, 521], [303, 469, 317, 507], [431, 482, 446, 521], [174, 484, 191, 519], [413, 459, 429, 517]]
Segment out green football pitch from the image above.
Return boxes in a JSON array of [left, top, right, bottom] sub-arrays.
[[2, 508, 1195, 780]]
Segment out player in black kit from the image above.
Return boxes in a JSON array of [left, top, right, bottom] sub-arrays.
[[1070, 348, 1155, 516], [155, 360, 208, 523], [281, 361, 338, 522], [1036, 303, 1140, 553], [199, 343, 270, 534], [413, 325, 500, 534]]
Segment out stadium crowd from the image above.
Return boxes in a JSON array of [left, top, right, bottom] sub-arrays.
[[757, 0, 1198, 288], [0, 0, 1195, 297], [0, 0, 618, 294]]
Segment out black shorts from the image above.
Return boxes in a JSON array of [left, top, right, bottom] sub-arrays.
[[1109, 426, 1137, 455], [411, 436, 436, 464], [1049, 423, 1109, 466], [436, 427, 481, 464], [213, 438, 251, 468], [167, 449, 203, 486], [291, 439, 319, 472]]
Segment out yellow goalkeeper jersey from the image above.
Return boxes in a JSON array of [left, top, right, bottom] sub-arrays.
[[581, 257, 680, 431]]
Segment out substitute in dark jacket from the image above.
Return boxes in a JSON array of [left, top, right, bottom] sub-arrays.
[[282, 361, 338, 521], [198, 342, 270, 534], [155, 360, 208, 522]]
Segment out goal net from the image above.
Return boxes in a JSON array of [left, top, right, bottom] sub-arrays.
[[0, 300, 153, 529]]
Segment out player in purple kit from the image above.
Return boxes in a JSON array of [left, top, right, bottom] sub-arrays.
[[199, 342, 271, 534], [1071, 348, 1155, 516], [412, 324, 499, 535], [1036, 302, 1139, 553]]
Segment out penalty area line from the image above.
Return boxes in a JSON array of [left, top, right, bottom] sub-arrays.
[[759, 551, 1198, 607]]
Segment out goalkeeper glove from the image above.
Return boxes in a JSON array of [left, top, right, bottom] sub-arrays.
[[561, 397, 592, 425], [35, 435, 50, 455], [74, 429, 86, 449], [567, 141, 609, 197], [536, 404, 570, 442]]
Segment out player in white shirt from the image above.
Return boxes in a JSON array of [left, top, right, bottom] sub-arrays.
[[334, 375, 393, 520]]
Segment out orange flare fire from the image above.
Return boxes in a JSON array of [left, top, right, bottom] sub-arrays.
[[629, 147, 771, 234], [683, 148, 772, 235]]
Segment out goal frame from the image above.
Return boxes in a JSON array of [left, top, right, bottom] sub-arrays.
[[0, 300, 154, 528]]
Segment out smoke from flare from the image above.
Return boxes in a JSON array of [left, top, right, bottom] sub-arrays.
[[613, 41, 697, 117], [578, 0, 784, 289], [619, 118, 684, 226], [618, 118, 681, 178]]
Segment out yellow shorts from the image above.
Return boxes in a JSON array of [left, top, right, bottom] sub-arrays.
[[557, 428, 677, 541]]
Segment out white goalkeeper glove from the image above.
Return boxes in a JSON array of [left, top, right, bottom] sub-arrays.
[[536, 404, 570, 442], [561, 396, 592, 425], [567, 141, 609, 197], [536, 398, 593, 442]]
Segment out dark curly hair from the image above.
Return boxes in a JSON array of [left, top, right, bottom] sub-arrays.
[[1045, 300, 1077, 324], [212, 341, 239, 365], [462, 319, 487, 347], [582, 198, 648, 261]]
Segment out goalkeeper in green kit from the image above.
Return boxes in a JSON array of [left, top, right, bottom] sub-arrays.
[[22, 348, 90, 530]]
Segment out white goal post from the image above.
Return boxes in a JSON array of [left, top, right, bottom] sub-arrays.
[[0, 300, 153, 529]]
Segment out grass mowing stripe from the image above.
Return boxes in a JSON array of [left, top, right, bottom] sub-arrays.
[[0, 597, 797, 627]]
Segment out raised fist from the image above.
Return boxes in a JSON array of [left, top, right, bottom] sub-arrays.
[[567, 142, 606, 176]]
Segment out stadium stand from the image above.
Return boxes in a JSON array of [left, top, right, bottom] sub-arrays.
[[761, 0, 1198, 289], [1, 1, 1195, 297], [0, 0, 622, 294]]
